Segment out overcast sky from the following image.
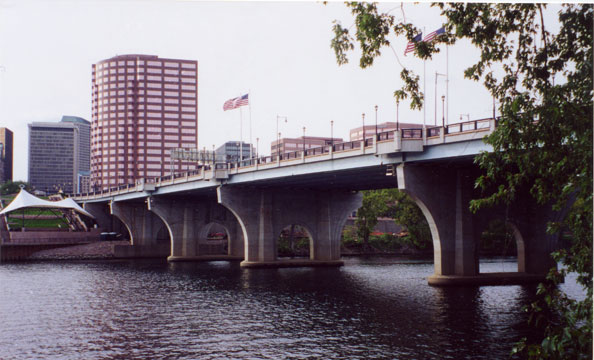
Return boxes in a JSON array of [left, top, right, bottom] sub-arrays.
[[1, 1, 546, 181]]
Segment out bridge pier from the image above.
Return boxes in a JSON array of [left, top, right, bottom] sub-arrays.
[[147, 197, 243, 262], [110, 201, 169, 258], [397, 163, 558, 286], [217, 187, 361, 268]]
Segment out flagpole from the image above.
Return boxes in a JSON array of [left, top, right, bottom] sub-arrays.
[[239, 103, 243, 162], [423, 27, 426, 129], [249, 90, 253, 160], [446, 43, 449, 126]]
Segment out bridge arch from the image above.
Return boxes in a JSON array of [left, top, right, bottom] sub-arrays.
[[276, 223, 314, 259]]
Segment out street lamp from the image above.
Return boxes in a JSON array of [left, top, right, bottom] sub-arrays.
[[396, 99, 400, 131], [441, 95, 446, 128], [435, 72, 446, 126], [361, 113, 366, 145], [302, 126, 306, 154], [276, 115, 287, 158], [278, 132, 282, 158], [374, 105, 378, 137], [256, 137, 259, 160], [330, 120, 334, 147]]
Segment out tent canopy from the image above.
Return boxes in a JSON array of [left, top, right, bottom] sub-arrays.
[[0, 188, 95, 218]]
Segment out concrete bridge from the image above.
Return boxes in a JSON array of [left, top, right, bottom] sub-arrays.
[[75, 118, 562, 285]]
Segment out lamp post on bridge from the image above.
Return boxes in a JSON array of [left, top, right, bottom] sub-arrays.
[[302, 126, 306, 154], [374, 105, 378, 138], [441, 95, 446, 129], [330, 120, 334, 148], [276, 115, 287, 158], [396, 99, 400, 131], [435, 72, 446, 126], [361, 113, 365, 145], [278, 132, 282, 158]]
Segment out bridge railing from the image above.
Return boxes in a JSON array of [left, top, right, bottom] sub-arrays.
[[74, 118, 500, 200], [445, 118, 492, 134]]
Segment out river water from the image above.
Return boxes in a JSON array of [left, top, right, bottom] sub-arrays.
[[0, 257, 584, 360]]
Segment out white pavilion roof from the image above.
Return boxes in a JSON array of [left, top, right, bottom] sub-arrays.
[[0, 188, 94, 218]]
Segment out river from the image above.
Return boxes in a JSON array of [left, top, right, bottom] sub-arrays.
[[0, 257, 584, 359]]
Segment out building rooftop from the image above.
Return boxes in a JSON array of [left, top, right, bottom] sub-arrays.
[[61, 116, 90, 125]]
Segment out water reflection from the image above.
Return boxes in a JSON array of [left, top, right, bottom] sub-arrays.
[[0, 258, 582, 360]]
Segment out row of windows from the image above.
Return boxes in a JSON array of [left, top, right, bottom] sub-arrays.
[[94, 82, 196, 91], [96, 97, 196, 105], [95, 74, 196, 84], [96, 60, 195, 69]]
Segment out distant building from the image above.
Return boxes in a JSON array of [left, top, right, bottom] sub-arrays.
[[215, 141, 254, 162], [271, 136, 343, 156], [28, 117, 91, 194], [0, 127, 13, 182], [349, 122, 423, 141], [78, 170, 91, 194], [91, 54, 198, 190]]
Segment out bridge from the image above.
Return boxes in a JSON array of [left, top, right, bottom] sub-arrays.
[[75, 118, 561, 286]]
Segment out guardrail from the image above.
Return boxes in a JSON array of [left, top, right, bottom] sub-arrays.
[[74, 119, 496, 200]]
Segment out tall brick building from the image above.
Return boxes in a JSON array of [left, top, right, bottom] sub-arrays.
[[91, 55, 198, 189]]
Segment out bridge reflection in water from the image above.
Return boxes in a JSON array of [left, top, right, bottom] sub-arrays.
[[1, 258, 584, 359], [75, 120, 563, 286]]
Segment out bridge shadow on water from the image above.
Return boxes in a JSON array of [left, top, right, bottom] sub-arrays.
[[93, 257, 543, 359]]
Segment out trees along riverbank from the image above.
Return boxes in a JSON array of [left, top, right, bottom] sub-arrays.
[[330, 3, 592, 358]]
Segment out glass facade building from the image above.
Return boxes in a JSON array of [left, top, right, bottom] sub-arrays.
[[28, 117, 90, 194]]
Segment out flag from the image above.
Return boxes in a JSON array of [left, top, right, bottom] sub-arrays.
[[422, 27, 445, 43], [404, 33, 422, 56], [223, 94, 249, 111]]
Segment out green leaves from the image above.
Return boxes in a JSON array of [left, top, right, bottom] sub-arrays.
[[330, 3, 593, 358]]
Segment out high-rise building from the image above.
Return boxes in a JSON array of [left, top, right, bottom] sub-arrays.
[[91, 54, 198, 189], [0, 127, 13, 182], [271, 136, 343, 156], [28, 117, 91, 194]]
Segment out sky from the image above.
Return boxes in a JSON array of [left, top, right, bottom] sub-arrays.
[[0, 1, 527, 181]]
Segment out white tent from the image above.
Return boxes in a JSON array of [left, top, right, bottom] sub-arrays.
[[0, 188, 95, 218]]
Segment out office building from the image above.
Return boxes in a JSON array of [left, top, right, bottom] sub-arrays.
[[91, 54, 198, 189], [271, 136, 343, 156], [0, 127, 13, 182], [349, 122, 423, 141], [28, 117, 91, 194], [215, 141, 254, 162]]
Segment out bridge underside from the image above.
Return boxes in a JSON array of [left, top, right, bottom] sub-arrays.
[[80, 153, 559, 286]]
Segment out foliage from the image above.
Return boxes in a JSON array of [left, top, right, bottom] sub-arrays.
[[355, 189, 431, 251], [480, 219, 517, 256], [388, 190, 432, 250], [0, 181, 31, 196], [330, 3, 592, 358], [355, 189, 391, 249]]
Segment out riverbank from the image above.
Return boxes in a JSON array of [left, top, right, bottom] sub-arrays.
[[27, 241, 130, 260]]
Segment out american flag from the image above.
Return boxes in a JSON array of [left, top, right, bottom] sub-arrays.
[[223, 94, 249, 111], [422, 27, 445, 43], [404, 33, 422, 56]]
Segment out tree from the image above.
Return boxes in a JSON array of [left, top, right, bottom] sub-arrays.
[[389, 190, 432, 250], [355, 189, 390, 250], [355, 189, 431, 251], [331, 3, 592, 358], [0, 181, 31, 196]]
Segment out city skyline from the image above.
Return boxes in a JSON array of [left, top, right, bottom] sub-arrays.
[[1, 1, 533, 181]]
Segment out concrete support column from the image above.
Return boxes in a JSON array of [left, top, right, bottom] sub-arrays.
[[217, 186, 362, 267], [83, 202, 113, 231], [110, 201, 169, 258], [148, 197, 244, 261], [397, 163, 478, 276]]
